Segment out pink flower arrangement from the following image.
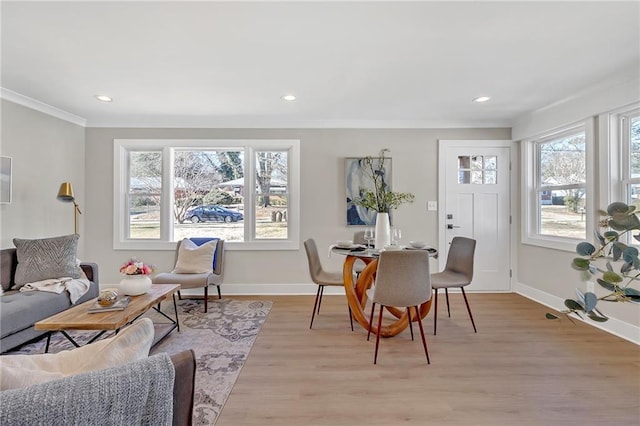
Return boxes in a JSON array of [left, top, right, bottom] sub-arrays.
[[119, 259, 154, 275]]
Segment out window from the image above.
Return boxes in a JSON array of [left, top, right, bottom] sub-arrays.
[[114, 139, 300, 250], [457, 155, 497, 184], [620, 108, 640, 210], [523, 120, 594, 251]]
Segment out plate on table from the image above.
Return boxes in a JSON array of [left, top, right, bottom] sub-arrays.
[[409, 240, 429, 249], [335, 242, 365, 250]]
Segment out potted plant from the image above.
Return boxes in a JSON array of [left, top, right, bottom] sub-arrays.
[[351, 148, 415, 248], [547, 202, 640, 322]]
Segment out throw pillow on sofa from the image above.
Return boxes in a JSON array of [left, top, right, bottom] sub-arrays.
[[12, 234, 81, 287], [0, 318, 155, 391]]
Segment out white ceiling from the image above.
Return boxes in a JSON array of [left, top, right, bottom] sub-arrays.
[[1, 1, 639, 128]]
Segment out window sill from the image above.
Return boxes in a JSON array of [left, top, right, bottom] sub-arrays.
[[521, 234, 582, 253], [113, 240, 300, 251]]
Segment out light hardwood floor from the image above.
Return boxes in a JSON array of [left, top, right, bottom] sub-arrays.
[[217, 294, 639, 425]]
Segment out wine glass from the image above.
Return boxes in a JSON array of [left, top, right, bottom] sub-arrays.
[[364, 227, 375, 251], [391, 228, 402, 246]]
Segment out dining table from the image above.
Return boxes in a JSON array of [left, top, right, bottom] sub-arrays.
[[331, 244, 438, 337]]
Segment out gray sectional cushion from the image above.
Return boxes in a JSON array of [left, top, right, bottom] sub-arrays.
[[13, 234, 80, 288], [0, 291, 71, 339]]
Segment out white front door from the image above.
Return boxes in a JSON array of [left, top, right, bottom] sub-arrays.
[[438, 140, 512, 291]]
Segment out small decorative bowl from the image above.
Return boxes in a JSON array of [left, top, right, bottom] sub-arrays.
[[409, 241, 428, 249], [336, 240, 353, 248], [98, 288, 119, 306]]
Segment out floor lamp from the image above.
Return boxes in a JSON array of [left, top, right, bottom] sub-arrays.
[[57, 182, 82, 235]]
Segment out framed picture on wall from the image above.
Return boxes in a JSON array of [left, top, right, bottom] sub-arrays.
[[345, 156, 392, 226], [1, 156, 11, 204]]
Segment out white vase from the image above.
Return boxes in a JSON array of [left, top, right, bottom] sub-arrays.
[[119, 274, 152, 296], [375, 212, 391, 249]]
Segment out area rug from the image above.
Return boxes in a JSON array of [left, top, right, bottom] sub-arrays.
[[6, 298, 272, 425]]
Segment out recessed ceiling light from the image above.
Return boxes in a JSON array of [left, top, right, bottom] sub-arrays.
[[472, 96, 491, 103], [95, 95, 112, 102], [281, 94, 296, 101]]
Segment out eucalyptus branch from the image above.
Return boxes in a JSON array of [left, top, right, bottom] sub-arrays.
[[552, 202, 640, 323], [353, 148, 415, 213]]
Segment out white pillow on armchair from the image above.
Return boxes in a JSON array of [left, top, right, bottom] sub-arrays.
[[172, 238, 216, 274]]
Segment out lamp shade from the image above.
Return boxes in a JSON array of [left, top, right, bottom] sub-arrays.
[[57, 182, 75, 201]]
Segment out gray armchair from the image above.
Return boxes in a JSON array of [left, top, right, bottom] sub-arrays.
[[153, 238, 225, 313]]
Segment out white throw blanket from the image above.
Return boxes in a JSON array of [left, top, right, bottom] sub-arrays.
[[19, 277, 90, 304]]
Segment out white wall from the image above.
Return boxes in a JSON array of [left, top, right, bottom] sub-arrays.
[[512, 70, 640, 342], [0, 100, 86, 254], [84, 127, 510, 287]]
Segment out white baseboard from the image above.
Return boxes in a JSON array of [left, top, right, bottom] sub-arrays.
[[515, 281, 640, 345], [188, 283, 346, 296], [120, 280, 639, 344]]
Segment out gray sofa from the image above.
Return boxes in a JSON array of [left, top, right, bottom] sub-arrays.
[[0, 248, 99, 353], [0, 350, 196, 426]]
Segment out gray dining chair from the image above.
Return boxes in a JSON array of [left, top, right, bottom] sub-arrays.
[[304, 238, 354, 331], [366, 250, 432, 364], [431, 236, 477, 335], [352, 231, 367, 276]]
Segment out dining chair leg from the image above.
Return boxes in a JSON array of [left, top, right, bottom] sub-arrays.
[[415, 306, 430, 364], [204, 286, 209, 313], [444, 288, 451, 317], [407, 307, 414, 341], [309, 285, 322, 329], [347, 304, 354, 331], [367, 302, 376, 341], [374, 304, 384, 364], [317, 285, 325, 314], [460, 287, 477, 333], [178, 290, 182, 300], [433, 288, 439, 335], [217, 285, 222, 299]]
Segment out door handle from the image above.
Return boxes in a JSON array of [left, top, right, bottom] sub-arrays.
[[447, 224, 461, 230]]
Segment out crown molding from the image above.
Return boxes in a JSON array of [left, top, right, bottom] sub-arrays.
[[0, 88, 87, 127], [0, 88, 511, 130], [86, 117, 511, 129]]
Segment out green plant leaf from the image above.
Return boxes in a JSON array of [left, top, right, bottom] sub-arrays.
[[612, 242, 627, 261], [595, 231, 605, 245], [622, 247, 639, 263], [607, 202, 629, 216], [596, 278, 616, 291], [623, 287, 640, 297], [609, 213, 640, 231], [583, 292, 598, 312], [605, 261, 614, 272], [572, 258, 590, 271], [576, 242, 596, 256], [634, 234, 640, 243], [545, 313, 559, 320], [628, 205, 637, 214], [603, 231, 619, 241], [564, 299, 584, 311], [603, 270, 623, 283], [587, 311, 609, 322]]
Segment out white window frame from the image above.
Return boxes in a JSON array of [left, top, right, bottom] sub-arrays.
[[113, 139, 300, 251], [600, 103, 640, 246], [619, 107, 640, 205], [522, 118, 595, 251]]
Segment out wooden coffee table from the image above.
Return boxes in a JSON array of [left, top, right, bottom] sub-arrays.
[[35, 284, 181, 352]]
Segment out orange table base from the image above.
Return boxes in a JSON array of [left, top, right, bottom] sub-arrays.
[[342, 255, 432, 337]]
